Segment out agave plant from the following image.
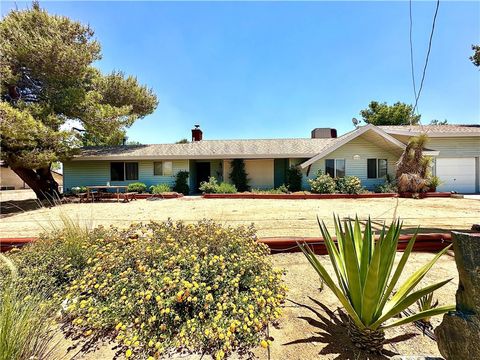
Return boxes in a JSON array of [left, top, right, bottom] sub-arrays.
[[298, 216, 454, 353], [416, 292, 439, 325]]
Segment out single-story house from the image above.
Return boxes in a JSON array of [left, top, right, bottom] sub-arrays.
[[0, 161, 63, 191], [63, 124, 480, 194]]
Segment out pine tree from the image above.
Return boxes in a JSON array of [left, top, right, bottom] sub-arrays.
[[0, 3, 157, 199]]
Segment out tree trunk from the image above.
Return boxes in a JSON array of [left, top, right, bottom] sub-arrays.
[[347, 317, 385, 354], [12, 165, 60, 201]]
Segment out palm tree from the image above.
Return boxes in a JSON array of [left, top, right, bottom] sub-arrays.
[[396, 134, 431, 193]]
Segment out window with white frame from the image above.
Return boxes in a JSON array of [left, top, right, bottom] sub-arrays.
[[153, 161, 173, 176], [367, 158, 387, 179], [325, 159, 346, 178]]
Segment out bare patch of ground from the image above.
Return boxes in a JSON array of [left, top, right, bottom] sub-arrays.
[[1, 196, 478, 238]]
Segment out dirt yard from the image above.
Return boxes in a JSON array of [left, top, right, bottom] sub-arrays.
[[52, 252, 457, 360], [1, 190, 478, 238]]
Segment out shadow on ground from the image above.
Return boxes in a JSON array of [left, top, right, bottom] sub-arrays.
[[284, 297, 417, 360], [0, 199, 45, 218]]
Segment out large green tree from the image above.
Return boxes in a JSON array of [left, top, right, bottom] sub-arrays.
[[0, 3, 157, 199], [360, 101, 421, 126]]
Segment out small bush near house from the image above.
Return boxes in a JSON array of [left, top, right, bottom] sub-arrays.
[[173, 171, 190, 195], [335, 176, 364, 194], [71, 186, 87, 194], [199, 177, 219, 194], [299, 216, 453, 353], [426, 175, 442, 192], [127, 182, 148, 193], [308, 171, 336, 194], [376, 175, 398, 193], [286, 166, 302, 192], [251, 185, 289, 194], [61, 221, 287, 359], [150, 183, 172, 194], [229, 159, 249, 192], [215, 182, 237, 194]]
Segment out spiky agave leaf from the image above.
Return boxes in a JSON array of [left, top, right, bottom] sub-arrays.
[[299, 215, 453, 349]]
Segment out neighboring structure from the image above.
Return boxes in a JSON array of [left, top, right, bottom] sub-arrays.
[[63, 124, 480, 194], [0, 161, 63, 191]]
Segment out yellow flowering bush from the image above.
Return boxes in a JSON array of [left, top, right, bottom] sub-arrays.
[[62, 220, 287, 359]]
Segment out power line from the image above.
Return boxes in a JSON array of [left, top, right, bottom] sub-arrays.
[[409, 0, 418, 115], [411, 0, 441, 116]]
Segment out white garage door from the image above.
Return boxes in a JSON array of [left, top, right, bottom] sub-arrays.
[[436, 158, 476, 193]]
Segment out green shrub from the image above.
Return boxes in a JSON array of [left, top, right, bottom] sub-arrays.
[[335, 176, 364, 194], [251, 185, 289, 194], [286, 166, 302, 192], [199, 177, 219, 194], [62, 221, 287, 359], [173, 171, 190, 195], [299, 216, 454, 353], [199, 178, 237, 194], [276, 184, 289, 194], [426, 175, 442, 191], [229, 159, 249, 192], [308, 171, 336, 194], [71, 186, 87, 194], [215, 182, 237, 194], [127, 182, 147, 193], [376, 176, 398, 193], [150, 183, 172, 194]]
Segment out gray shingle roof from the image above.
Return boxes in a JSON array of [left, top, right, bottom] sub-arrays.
[[76, 138, 339, 160], [380, 124, 480, 135]]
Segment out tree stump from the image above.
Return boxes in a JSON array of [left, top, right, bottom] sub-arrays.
[[435, 232, 480, 359]]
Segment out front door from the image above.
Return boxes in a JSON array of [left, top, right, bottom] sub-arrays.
[[195, 162, 211, 191]]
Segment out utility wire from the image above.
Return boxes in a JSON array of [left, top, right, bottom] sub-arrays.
[[409, 0, 418, 118], [411, 0, 441, 115]]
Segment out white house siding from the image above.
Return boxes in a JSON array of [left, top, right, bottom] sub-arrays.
[[63, 160, 189, 192], [389, 135, 480, 158], [303, 136, 399, 190]]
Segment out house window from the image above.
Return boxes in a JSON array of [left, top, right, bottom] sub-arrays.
[[153, 161, 173, 176], [325, 159, 346, 178], [111, 162, 125, 181], [367, 159, 377, 179], [125, 162, 138, 180], [378, 159, 387, 178], [110, 162, 139, 181], [367, 159, 387, 179]]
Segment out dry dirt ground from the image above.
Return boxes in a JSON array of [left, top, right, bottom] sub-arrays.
[[52, 252, 457, 360], [1, 190, 478, 238]]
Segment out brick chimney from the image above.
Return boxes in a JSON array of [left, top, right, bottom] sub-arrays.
[[192, 125, 203, 142], [311, 128, 337, 139]]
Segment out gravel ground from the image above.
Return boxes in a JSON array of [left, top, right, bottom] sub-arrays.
[[1, 192, 478, 238]]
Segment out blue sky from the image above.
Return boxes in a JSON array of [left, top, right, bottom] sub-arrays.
[[2, 1, 479, 144]]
